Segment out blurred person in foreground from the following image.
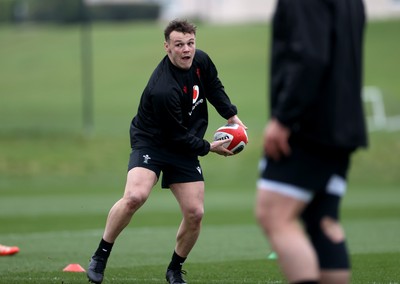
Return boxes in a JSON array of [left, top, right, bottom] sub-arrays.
[[0, 244, 19, 256], [87, 19, 246, 284], [256, 0, 367, 283]]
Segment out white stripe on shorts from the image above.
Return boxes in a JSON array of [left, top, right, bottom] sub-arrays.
[[326, 174, 347, 196], [257, 178, 313, 202]]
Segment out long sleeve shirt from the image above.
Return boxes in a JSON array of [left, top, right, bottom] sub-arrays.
[[270, 0, 367, 149], [130, 49, 237, 157]]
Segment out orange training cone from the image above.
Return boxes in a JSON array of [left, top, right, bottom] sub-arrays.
[[63, 263, 86, 272], [0, 244, 20, 256]]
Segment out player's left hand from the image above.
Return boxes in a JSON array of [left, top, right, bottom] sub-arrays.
[[228, 115, 247, 130]]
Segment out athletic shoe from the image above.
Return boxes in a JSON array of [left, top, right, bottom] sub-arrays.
[[87, 255, 108, 284], [0, 244, 19, 256], [166, 269, 187, 284]]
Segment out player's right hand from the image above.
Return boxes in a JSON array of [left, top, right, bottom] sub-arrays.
[[210, 138, 234, 156], [264, 118, 291, 161]]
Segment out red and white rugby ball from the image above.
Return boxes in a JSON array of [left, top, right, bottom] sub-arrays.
[[213, 123, 248, 154]]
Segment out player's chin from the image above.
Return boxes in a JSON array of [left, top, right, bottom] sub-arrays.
[[180, 59, 193, 69]]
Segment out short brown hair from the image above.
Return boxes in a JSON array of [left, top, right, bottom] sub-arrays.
[[164, 19, 197, 42]]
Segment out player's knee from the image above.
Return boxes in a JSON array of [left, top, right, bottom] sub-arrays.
[[255, 210, 279, 237], [185, 206, 204, 225], [320, 216, 345, 243], [124, 193, 148, 213]]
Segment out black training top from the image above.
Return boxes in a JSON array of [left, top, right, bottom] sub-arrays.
[[130, 49, 237, 157], [270, 0, 368, 149]]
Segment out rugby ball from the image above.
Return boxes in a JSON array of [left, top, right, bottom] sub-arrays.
[[213, 123, 248, 154]]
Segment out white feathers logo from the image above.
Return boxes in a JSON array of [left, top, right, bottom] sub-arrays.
[[189, 85, 203, 116]]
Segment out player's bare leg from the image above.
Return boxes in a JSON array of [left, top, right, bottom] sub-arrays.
[[87, 167, 157, 284], [166, 181, 205, 283], [171, 181, 204, 256], [103, 167, 157, 242], [256, 190, 319, 283]]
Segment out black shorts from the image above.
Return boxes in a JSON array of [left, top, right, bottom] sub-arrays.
[[257, 139, 351, 202], [128, 147, 204, 189]]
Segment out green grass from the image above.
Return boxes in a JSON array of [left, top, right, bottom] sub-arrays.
[[1, 19, 400, 283]]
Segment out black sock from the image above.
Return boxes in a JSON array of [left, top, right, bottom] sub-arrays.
[[94, 238, 114, 259], [291, 281, 319, 284], [167, 251, 187, 270]]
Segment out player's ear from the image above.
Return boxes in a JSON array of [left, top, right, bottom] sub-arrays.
[[164, 41, 170, 53]]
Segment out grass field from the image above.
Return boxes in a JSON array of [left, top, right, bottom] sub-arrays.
[[1, 19, 400, 283]]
